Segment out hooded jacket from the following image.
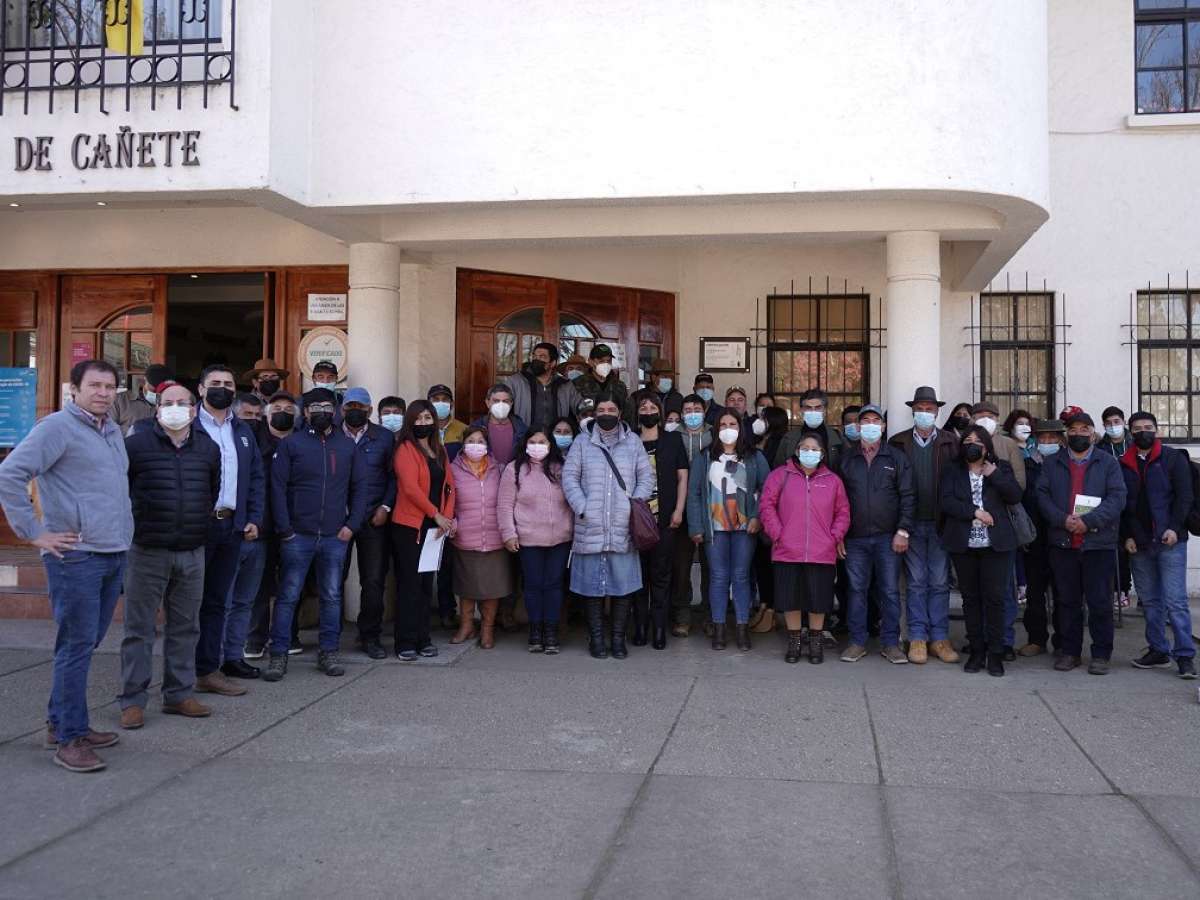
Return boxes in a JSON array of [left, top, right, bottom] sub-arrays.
[[561, 420, 654, 554], [759, 460, 850, 565], [1119, 440, 1192, 550], [450, 453, 505, 553], [497, 458, 574, 548], [504, 365, 580, 430]]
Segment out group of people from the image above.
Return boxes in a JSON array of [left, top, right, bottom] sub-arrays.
[[0, 343, 1195, 776]]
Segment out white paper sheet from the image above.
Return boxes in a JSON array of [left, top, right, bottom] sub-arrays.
[[418, 529, 446, 573]]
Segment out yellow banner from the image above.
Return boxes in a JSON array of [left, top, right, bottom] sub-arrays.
[[105, 0, 144, 57]]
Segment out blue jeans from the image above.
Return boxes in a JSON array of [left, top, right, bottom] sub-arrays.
[[707, 531, 755, 624], [42, 550, 126, 743], [224, 538, 266, 663], [271, 534, 349, 655], [519, 542, 572, 624], [846, 534, 902, 647], [903, 520, 950, 641], [1129, 541, 1195, 659]]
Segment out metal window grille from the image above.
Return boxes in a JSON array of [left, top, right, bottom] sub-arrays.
[[1134, 1, 1200, 114], [1, 0, 236, 115], [1125, 275, 1199, 440], [974, 291, 1058, 420]]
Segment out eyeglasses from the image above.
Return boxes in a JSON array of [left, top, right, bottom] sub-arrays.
[[307, 404, 335, 413]]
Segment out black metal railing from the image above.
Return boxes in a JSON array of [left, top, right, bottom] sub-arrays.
[[1, 0, 236, 115], [1122, 272, 1198, 441]]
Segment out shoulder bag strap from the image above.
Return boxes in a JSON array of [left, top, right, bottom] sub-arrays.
[[597, 445, 630, 496]]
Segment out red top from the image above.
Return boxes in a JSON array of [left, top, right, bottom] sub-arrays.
[[391, 440, 456, 530], [1068, 456, 1087, 549]]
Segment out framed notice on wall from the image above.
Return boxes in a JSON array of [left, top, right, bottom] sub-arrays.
[[699, 337, 750, 373]]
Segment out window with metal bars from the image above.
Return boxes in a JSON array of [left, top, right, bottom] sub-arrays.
[[1134, 289, 1200, 440], [979, 293, 1055, 420], [1134, 0, 1200, 113], [766, 293, 868, 426]]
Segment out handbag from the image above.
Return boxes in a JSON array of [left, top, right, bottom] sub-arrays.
[[596, 446, 661, 552], [1008, 502, 1037, 549]]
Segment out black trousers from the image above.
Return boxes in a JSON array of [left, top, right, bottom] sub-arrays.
[[391, 524, 434, 652], [953, 548, 1013, 654], [247, 536, 295, 646], [1117, 545, 1132, 595], [752, 538, 775, 610], [349, 520, 391, 642], [638, 525, 677, 629], [670, 535, 709, 625], [196, 517, 242, 677], [1020, 539, 1057, 649], [1049, 547, 1116, 660]]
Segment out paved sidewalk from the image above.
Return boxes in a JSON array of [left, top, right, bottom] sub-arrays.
[[1, 616, 1198, 899]]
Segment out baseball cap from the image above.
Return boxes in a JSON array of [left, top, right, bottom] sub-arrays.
[[343, 387, 371, 406], [426, 384, 453, 400]]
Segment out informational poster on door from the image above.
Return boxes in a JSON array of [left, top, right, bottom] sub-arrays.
[[70, 340, 92, 365], [298, 326, 349, 382], [0, 368, 37, 448], [307, 293, 347, 322]]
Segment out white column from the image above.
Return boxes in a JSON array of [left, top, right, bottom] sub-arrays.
[[885, 231, 941, 430]]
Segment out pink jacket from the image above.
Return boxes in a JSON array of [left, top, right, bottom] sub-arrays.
[[497, 459, 574, 547], [759, 461, 850, 565], [451, 455, 505, 553]]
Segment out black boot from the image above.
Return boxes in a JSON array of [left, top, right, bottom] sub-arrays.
[[652, 625, 667, 650], [785, 630, 803, 664], [964, 646, 986, 673], [987, 652, 1005, 677], [543, 623, 560, 655], [631, 596, 648, 646], [586, 598, 608, 660], [808, 631, 824, 664], [611, 596, 631, 659], [712, 623, 727, 650], [528, 622, 544, 653], [735, 624, 751, 652]]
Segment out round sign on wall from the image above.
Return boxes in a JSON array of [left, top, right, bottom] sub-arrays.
[[297, 326, 349, 382]]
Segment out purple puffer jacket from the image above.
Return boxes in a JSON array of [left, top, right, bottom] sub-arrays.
[[451, 455, 505, 552]]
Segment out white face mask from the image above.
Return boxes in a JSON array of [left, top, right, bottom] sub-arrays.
[[489, 401, 512, 420], [913, 411, 936, 430], [1105, 424, 1124, 439], [975, 417, 997, 435], [718, 427, 740, 446], [664, 421, 680, 432], [526, 443, 550, 460], [144, 390, 158, 406], [752, 417, 767, 436], [381, 413, 404, 432], [1013, 424, 1032, 441], [158, 405, 191, 431], [462, 443, 488, 461], [593, 362, 612, 379]]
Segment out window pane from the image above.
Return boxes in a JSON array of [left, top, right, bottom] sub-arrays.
[[769, 298, 816, 343], [822, 350, 865, 394], [1138, 70, 1185, 113], [1017, 295, 1052, 341], [638, 344, 660, 389], [497, 308, 545, 332], [984, 349, 1014, 396], [1137, 23, 1184, 68], [519, 334, 542, 365], [1189, 67, 1200, 111], [1140, 346, 1188, 393], [980, 295, 1012, 341], [102, 331, 126, 370], [130, 332, 153, 371], [771, 350, 817, 394], [1137, 1, 1186, 9], [495, 332, 517, 374], [17, 330, 34, 368], [1140, 293, 1188, 339], [820, 297, 866, 344], [0, 332, 10, 367]]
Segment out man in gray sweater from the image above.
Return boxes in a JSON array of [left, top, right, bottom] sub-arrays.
[[0, 359, 134, 773]]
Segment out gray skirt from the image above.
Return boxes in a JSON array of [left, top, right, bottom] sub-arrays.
[[453, 548, 514, 599]]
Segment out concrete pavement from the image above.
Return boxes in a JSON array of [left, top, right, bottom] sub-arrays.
[[1, 616, 1198, 899]]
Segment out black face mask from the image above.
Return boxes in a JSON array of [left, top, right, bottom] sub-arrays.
[[529, 360, 548, 376], [595, 414, 620, 432], [1132, 430, 1156, 450], [412, 423, 435, 440], [950, 415, 970, 432], [269, 411, 295, 432], [962, 443, 985, 463], [639, 414, 661, 429], [344, 408, 369, 428], [308, 412, 333, 432], [258, 378, 280, 397], [204, 387, 233, 410], [1067, 434, 1092, 453]]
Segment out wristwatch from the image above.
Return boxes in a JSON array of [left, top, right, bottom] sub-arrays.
[[895, 529, 910, 539]]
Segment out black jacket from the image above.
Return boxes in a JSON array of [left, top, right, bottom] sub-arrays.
[[1035, 449, 1127, 551], [938, 459, 1024, 553], [270, 425, 369, 538], [254, 424, 284, 536], [838, 441, 915, 539], [125, 423, 221, 551], [1119, 441, 1192, 550]]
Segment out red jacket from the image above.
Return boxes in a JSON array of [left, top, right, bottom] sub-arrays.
[[391, 440, 455, 530], [759, 461, 851, 565]]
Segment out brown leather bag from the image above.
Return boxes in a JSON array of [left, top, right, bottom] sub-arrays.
[[597, 446, 660, 552]]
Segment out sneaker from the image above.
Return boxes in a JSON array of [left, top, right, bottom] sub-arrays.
[[288, 638, 304, 656], [418, 644, 439, 658], [53, 738, 106, 773], [881, 645, 909, 665], [1117, 591, 1131, 609], [1017, 643, 1045, 657], [1177, 658, 1198, 680], [1087, 658, 1110, 676], [1131, 649, 1172, 669], [1054, 654, 1081, 672], [1016, 585, 1027, 607], [358, 638, 387, 660], [317, 651, 345, 677], [243, 643, 265, 660], [820, 630, 838, 648], [44, 725, 120, 750], [396, 649, 418, 662], [671, 624, 690, 638], [262, 654, 288, 682], [840, 643, 867, 663], [195, 671, 248, 697]]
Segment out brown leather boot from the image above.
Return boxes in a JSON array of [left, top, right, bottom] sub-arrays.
[[479, 598, 499, 649], [750, 607, 775, 634], [929, 639, 961, 664], [163, 697, 212, 718], [907, 640, 928, 664], [120, 707, 145, 730], [53, 738, 106, 773], [451, 598, 477, 644], [45, 724, 120, 749], [195, 671, 248, 697]]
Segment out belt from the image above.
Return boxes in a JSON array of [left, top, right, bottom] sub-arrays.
[[213, 507, 235, 520]]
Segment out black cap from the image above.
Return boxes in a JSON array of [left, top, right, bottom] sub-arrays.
[[1064, 410, 1095, 428], [312, 360, 338, 376], [144, 364, 173, 386], [426, 384, 453, 400], [302, 388, 336, 406], [589, 344, 613, 360], [694, 371, 714, 385], [1033, 417, 1066, 433]]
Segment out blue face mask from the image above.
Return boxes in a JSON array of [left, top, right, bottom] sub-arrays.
[[554, 433, 573, 450], [696, 387, 714, 403], [859, 422, 883, 443], [381, 413, 404, 432], [802, 410, 824, 429], [657, 377, 673, 393], [913, 411, 936, 430], [1039, 442, 1060, 456], [565, 369, 583, 381], [797, 449, 823, 469], [844, 423, 860, 441], [432, 401, 451, 419], [683, 412, 704, 430]]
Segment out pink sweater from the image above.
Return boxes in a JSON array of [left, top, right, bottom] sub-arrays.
[[759, 461, 850, 565], [451, 456, 505, 553], [497, 459, 575, 548]]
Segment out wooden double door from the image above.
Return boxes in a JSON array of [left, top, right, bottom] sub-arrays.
[[455, 268, 676, 422]]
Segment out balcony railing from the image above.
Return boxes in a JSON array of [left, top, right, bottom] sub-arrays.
[[1, 0, 236, 115]]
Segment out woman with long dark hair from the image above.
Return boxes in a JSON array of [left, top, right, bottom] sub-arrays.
[[498, 428, 574, 654], [390, 399, 456, 661], [686, 411, 770, 651], [939, 425, 1023, 676]]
